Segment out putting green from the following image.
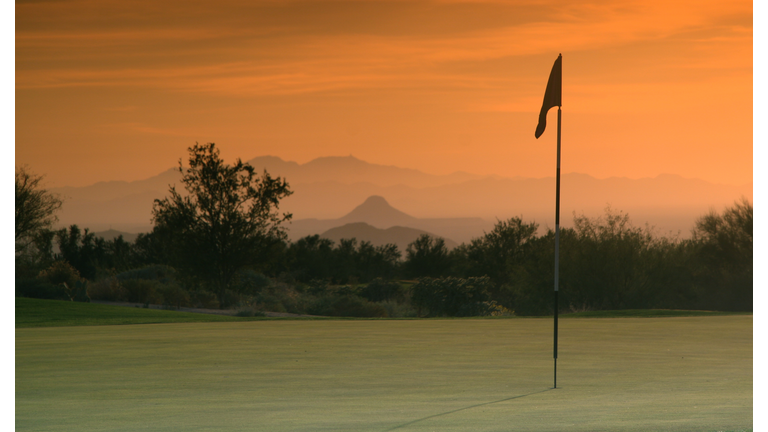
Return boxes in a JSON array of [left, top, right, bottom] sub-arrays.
[[16, 316, 751, 431]]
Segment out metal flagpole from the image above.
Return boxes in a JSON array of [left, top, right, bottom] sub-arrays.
[[554, 106, 561, 389], [533, 53, 563, 390]]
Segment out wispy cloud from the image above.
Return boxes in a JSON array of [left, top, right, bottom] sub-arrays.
[[16, 0, 751, 99]]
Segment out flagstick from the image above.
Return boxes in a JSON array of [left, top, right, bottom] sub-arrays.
[[554, 106, 561, 389]]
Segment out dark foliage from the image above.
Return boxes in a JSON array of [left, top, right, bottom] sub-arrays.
[[690, 198, 752, 311], [403, 234, 451, 278], [15, 166, 62, 252], [151, 143, 292, 306], [411, 276, 493, 317], [358, 278, 405, 303]]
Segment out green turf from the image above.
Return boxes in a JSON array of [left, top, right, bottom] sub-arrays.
[[14, 297, 266, 327], [16, 297, 748, 329], [561, 309, 751, 318], [16, 315, 751, 431]]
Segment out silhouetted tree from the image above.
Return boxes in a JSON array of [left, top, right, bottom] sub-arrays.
[[15, 166, 62, 253], [464, 217, 538, 286], [55, 225, 100, 280], [152, 143, 292, 306], [286, 235, 336, 282], [411, 276, 493, 317], [691, 198, 752, 310], [404, 234, 451, 278], [560, 208, 653, 310]]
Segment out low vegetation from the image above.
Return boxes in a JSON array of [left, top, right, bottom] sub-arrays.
[[16, 145, 752, 318]]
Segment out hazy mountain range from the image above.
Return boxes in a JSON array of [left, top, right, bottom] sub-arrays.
[[303, 196, 470, 246], [51, 155, 752, 242], [320, 222, 459, 253]]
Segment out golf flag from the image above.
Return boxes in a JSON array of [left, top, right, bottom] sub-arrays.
[[534, 54, 562, 139]]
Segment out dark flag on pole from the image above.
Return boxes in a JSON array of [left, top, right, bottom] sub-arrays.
[[534, 53, 563, 389], [534, 54, 562, 139]]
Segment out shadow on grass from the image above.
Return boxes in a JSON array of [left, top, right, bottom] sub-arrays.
[[383, 388, 553, 431]]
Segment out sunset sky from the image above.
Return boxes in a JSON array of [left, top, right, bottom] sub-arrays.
[[15, 0, 753, 188]]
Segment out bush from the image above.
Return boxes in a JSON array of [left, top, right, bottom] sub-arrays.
[[219, 289, 243, 309], [255, 292, 287, 313], [377, 300, 417, 318], [251, 282, 312, 314], [121, 279, 162, 304], [189, 289, 219, 309], [235, 307, 266, 317], [38, 261, 82, 289], [411, 276, 493, 317], [64, 280, 91, 303], [457, 300, 514, 317], [87, 276, 126, 301], [15, 277, 68, 301], [232, 270, 272, 295], [307, 279, 330, 295], [359, 278, 404, 303], [116, 265, 177, 284], [157, 282, 191, 309], [308, 294, 388, 318]]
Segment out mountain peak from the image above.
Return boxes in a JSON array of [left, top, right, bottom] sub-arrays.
[[338, 195, 417, 228], [361, 195, 390, 206]]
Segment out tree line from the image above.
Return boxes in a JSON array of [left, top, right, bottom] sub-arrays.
[[16, 144, 752, 316]]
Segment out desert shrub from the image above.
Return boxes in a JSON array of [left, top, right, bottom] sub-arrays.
[[377, 300, 417, 318], [250, 282, 311, 314], [232, 270, 272, 295], [157, 282, 191, 309], [333, 284, 357, 297], [236, 307, 266, 317], [64, 280, 91, 302], [307, 279, 330, 295], [308, 294, 388, 318], [273, 283, 312, 314], [219, 289, 244, 309], [411, 276, 493, 317], [457, 300, 514, 317], [38, 261, 82, 289], [254, 292, 287, 313], [15, 277, 68, 300], [87, 276, 126, 301], [359, 278, 404, 303], [121, 279, 162, 304], [116, 265, 177, 284], [189, 289, 219, 309]]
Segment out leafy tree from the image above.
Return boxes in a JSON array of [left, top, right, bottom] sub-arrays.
[[561, 208, 653, 310], [691, 198, 752, 310], [464, 217, 538, 286], [55, 225, 100, 280], [152, 143, 292, 305], [411, 276, 493, 317], [327, 238, 401, 284], [285, 235, 336, 282], [404, 234, 451, 278], [15, 166, 62, 253], [354, 241, 400, 282]]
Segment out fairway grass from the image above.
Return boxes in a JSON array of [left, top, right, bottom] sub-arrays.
[[15, 297, 259, 327], [16, 315, 751, 431]]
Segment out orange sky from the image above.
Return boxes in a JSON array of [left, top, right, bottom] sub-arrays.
[[15, 0, 753, 188]]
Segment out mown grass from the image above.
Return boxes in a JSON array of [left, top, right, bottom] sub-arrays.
[[14, 297, 261, 328], [562, 309, 751, 318], [16, 297, 749, 328], [16, 315, 751, 432]]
